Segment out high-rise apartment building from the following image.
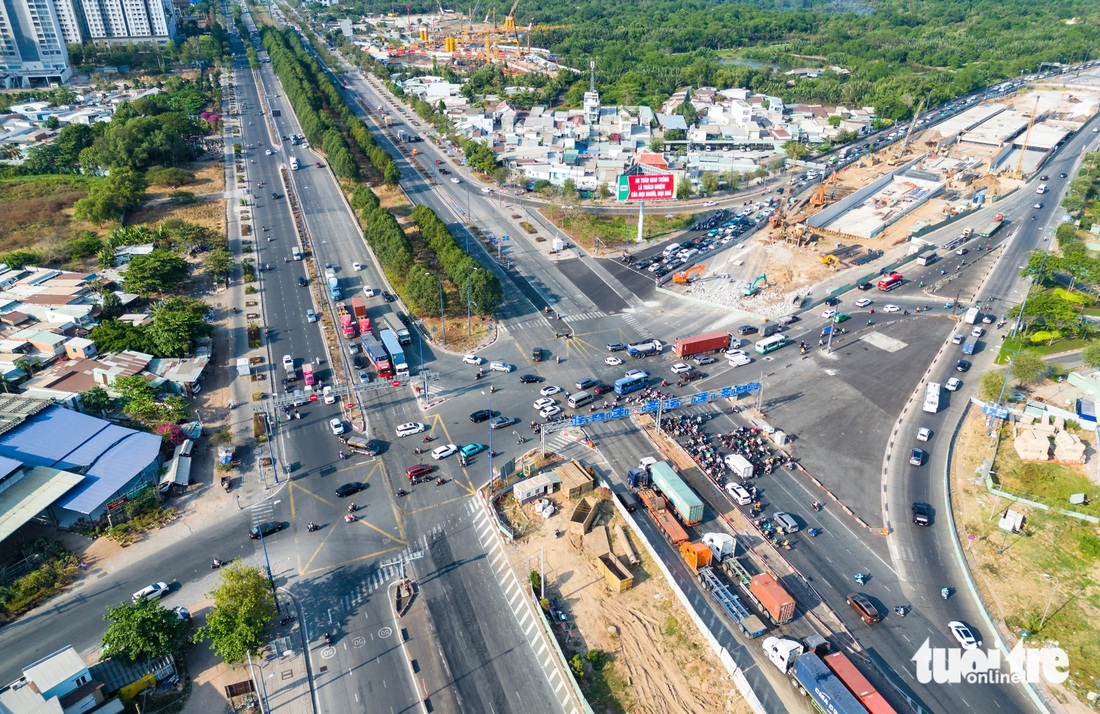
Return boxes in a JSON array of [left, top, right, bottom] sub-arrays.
[[76, 0, 177, 44], [0, 0, 73, 87]]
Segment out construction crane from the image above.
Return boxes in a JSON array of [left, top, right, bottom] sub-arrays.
[[1013, 98, 1040, 180], [892, 95, 928, 162], [504, 0, 519, 31]]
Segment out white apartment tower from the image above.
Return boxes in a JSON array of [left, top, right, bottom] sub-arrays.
[[78, 0, 177, 44], [0, 0, 73, 87]]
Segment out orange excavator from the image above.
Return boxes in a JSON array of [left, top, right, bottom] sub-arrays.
[[674, 264, 705, 284]]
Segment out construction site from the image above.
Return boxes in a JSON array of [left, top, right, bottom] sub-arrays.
[[672, 71, 1100, 316]]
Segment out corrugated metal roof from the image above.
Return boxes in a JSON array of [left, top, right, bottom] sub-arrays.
[[0, 466, 84, 543], [22, 645, 87, 694], [0, 405, 160, 515]]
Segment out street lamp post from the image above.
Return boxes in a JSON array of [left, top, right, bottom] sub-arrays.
[[425, 271, 445, 346], [246, 650, 272, 714], [258, 509, 280, 613], [466, 266, 478, 335], [1040, 573, 1059, 629], [482, 390, 494, 489]]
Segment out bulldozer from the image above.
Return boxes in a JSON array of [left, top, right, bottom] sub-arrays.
[[673, 264, 705, 284]]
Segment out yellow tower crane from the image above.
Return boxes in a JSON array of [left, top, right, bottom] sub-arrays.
[[892, 95, 928, 162], [504, 0, 519, 31], [1013, 99, 1040, 180]]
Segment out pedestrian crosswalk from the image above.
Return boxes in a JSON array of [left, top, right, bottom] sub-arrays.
[[335, 563, 403, 612], [561, 310, 607, 323]]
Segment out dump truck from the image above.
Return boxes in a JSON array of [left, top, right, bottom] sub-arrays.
[[680, 541, 713, 573], [337, 304, 356, 337], [648, 461, 704, 526], [763, 637, 865, 714], [351, 295, 371, 335], [749, 573, 796, 624], [724, 453, 753, 480], [673, 331, 732, 359], [638, 489, 689, 545], [325, 270, 341, 300]]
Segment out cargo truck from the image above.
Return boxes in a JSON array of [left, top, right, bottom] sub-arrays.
[[680, 542, 713, 573], [325, 270, 341, 300], [749, 573, 796, 624], [980, 216, 1005, 238], [724, 453, 754, 480], [964, 307, 980, 325], [626, 339, 662, 358], [395, 324, 412, 345], [823, 651, 899, 714], [916, 250, 938, 266], [351, 295, 371, 335], [962, 338, 977, 355], [638, 489, 689, 545], [673, 331, 732, 358], [303, 362, 315, 387], [923, 382, 941, 414], [762, 637, 866, 714], [337, 304, 356, 337], [702, 532, 735, 562], [648, 461, 705, 525]]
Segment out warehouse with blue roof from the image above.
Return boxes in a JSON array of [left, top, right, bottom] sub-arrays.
[[0, 396, 163, 538]]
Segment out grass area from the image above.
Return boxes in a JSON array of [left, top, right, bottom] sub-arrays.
[[546, 208, 695, 252], [0, 175, 95, 252], [952, 412, 1100, 706], [0, 539, 77, 621], [996, 336, 1089, 364], [992, 432, 1100, 518]]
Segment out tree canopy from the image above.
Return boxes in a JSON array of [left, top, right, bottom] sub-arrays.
[[102, 598, 191, 664], [122, 250, 190, 296], [195, 564, 276, 665]]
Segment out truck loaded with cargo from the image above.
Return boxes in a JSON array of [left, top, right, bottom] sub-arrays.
[[638, 489, 689, 545], [626, 339, 662, 358], [337, 304, 356, 337], [762, 636, 866, 714], [648, 461, 704, 525], [749, 573, 795, 624], [351, 295, 371, 335], [724, 453, 753, 480], [674, 331, 732, 358]]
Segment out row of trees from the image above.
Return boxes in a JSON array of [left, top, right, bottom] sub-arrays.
[[409, 205, 502, 316], [350, 184, 415, 290]]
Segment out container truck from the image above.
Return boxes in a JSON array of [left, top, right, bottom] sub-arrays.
[[680, 542, 713, 573], [762, 637, 866, 714], [702, 532, 735, 562], [724, 453, 754, 480], [638, 489, 689, 545], [627, 339, 662, 358], [337, 304, 356, 337], [980, 216, 1004, 238], [362, 334, 392, 378], [823, 651, 899, 714], [673, 331, 731, 358], [351, 296, 371, 335], [379, 329, 408, 378], [923, 382, 941, 414], [303, 362, 315, 387], [964, 307, 980, 325], [648, 461, 704, 526], [325, 270, 341, 300], [749, 573, 795, 624], [395, 324, 412, 345]]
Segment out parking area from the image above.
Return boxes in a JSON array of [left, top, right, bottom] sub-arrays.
[[760, 316, 954, 523]]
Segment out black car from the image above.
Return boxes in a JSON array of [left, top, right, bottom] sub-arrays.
[[956, 359, 971, 372], [592, 383, 613, 395], [396, 311, 410, 326], [519, 374, 544, 384], [857, 282, 873, 291], [912, 502, 933, 526], [249, 521, 283, 539], [469, 409, 496, 423], [736, 325, 758, 336], [351, 355, 363, 368], [271, 191, 279, 199], [439, 168, 450, 174], [335, 482, 364, 498], [297, 277, 308, 287], [824, 296, 841, 306], [679, 369, 704, 383], [607, 342, 627, 352], [381, 291, 395, 303]]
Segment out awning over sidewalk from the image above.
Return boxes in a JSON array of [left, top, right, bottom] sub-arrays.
[[0, 465, 84, 543]]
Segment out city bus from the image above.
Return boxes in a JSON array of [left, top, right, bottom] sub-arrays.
[[614, 374, 647, 396], [877, 272, 903, 291], [754, 335, 788, 355]]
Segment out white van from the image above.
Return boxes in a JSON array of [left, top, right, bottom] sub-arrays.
[[567, 391, 594, 408], [726, 483, 753, 505], [292, 247, 302, 260], [322, 385, 335, 404]]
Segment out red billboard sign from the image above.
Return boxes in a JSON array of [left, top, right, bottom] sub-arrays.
[[618, 174, 676, 201]]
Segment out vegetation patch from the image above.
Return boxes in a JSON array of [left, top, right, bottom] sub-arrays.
[[0, 539, 77, 621], [991, 429, 1100, 519]]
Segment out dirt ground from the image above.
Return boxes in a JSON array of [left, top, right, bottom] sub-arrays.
[[128, 160, 227, 233], [950, 409, 1100, 711], [507, 491, 750, 714]]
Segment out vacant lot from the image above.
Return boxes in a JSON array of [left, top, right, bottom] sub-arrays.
[[0, 176, 94, 253]]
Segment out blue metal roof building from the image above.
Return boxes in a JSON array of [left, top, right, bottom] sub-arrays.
[[0, 404, 162, 527]]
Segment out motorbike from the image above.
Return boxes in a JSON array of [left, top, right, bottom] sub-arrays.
[[348, 503, 358, 513], [397, 488, 408, 497], [490, 384, 496, 393], [941, 587, 951, 600], [894, 606, 907, 617], [808, 528, 821, 537], [488, 450, 499, 457], [211, 559, 224, 569], [414, 447, 424, 455], [854, 572, 868, 585], [422, 435, 433, 443], [323, 632, 332, 645], [338, 451, 345, 460], [475, 372, 484, 380], [344, 513, 356, 523], [811, 502, 822, 512], [436, 477, 444, 486], [279, 613, 294, 626], [306, 522, 318, 532]]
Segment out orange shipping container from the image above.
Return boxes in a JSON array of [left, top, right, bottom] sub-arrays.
[[750, 573, 795, 624], [679, 542, 712, 573]]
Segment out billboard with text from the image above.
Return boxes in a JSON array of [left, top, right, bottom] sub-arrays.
[[617, 174, 675, 201]]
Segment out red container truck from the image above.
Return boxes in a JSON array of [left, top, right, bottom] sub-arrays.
[[638, 489, 689, 545], [351, 295, 371, 335], [337, 304, 356, 337], [674, 330, 732, 358], [750, 573, 796, 624], [823, 651, 898, 714]]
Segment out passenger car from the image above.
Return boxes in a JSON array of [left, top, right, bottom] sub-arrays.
[[329, 418, 345, 435], [297, 276, 308, 287], [469, 409, 495, 423], [948, 620, 979, 650], [575, 377, 598, 390], [463, 354, 484, 365], [694, 355, 717, 365], [533, 398, 556, 410], [909, 448, 924, 466], [405, 464, 432, 479], [489, 416, 517, 429], [821, 309, 838, 320], [431, 444, 458, 460], [249, 521, 283, 539], [396, 422, 427, 437], [132, 582, 170, 602], [956, 360, 971, 372], [846, 592, 881, 623], [882, 304, 900, 313], [854, 298, 872, 308], [519, 374, 544, 384], [624, 369, 648, 380], [945, 377, 961, 391], [605, 356, 623, 366], [917, 427, 932, 442], [607, 342, 627, 352], [335, 482, 364, 497], [592, 383, 613, 395], [540, 405, 562, 419], [912, 502, 933, 526], [540, 385, 561, 396], [460, 443, 487, 458]]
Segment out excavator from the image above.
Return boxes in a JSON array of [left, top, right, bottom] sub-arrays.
[[742, 274, 767, 297], [673, 264, 705, 284], [810, 171, 838, 208]]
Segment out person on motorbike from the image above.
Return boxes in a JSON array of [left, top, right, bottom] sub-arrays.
[[941, 587, 950, 600]]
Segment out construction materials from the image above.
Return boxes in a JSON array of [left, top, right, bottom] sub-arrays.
[[648, 461, 704, 526], [673, 331, 732, 358], [614, 525, 639, 565], [638, 489, 689, 545], [749, 573, 796, 624], [568, 497, 596, 535]]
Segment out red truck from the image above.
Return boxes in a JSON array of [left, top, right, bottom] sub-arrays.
[[351, 295, 371, 335], [749, 573, 796, 624], [638, 489, 689, 545], [674, 330, 732, 358], [337, 304, 356, 337]]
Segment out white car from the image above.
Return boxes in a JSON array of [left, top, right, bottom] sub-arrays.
[[282, 354, 294, 370], [132, 582, 170, 602], [323, 386, 336, 404], [624, 369, 648, 380], [450, 177, 461, 184], [854, 298, 872, 308], [463, 354, 484, 365], [540, 405, 562, 419], [363, 286, 376, 297], [358, 369, 370, 383], [540, 385, 562, 397], [265, 149, 272, 156], [534, 398, 556, 411], [821, 309, 838, 320], [917, 427, 932, 442], [431, 443, 458, 460], [396, 421, 426, 437], [671, 362, 692, 374], [948, 621, 980, 650], [971, 327, 984, 337], [945, 377, 962, 391], [353, 262, 362, 271], [725, 349, 748, 359], [951, 334, 964, 345], [329, 418, 345, 435], [882, 304, 901, 313], [728, 353, 752, 367], [703, 200, 717, 207], [605, 356, 623, 366]]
